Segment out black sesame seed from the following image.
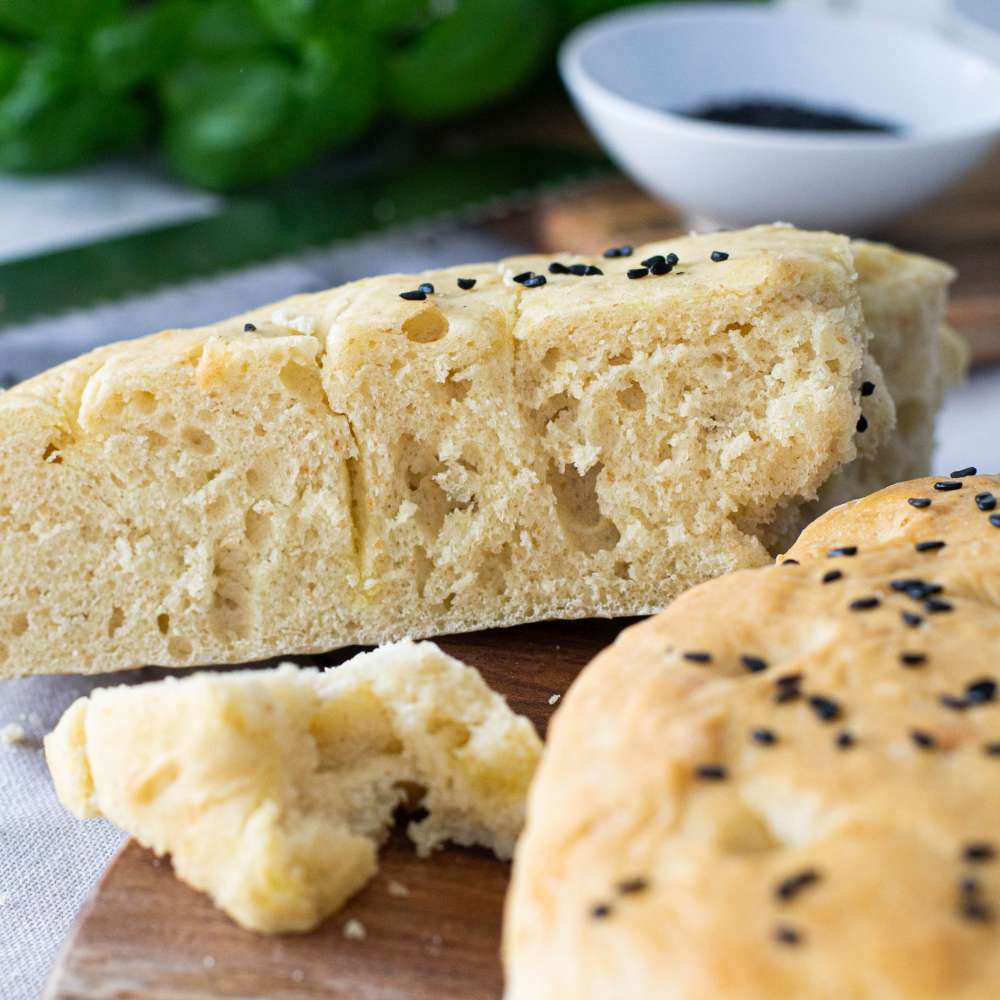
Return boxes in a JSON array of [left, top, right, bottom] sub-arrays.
[[774, 924, 802, 946], [990, 514, 1000, 528], [512, 271, 534, 284], [966, 678, 997, 705], [902, 611, 924, 628], [908, 497, 932, 509], [924, 598, 953, 614], [963, 842, 996, 863], [782, 558, 800, 566], [602, 247, 621, 259], [567, 263, 589, 276], [975, 492, 996, 512], [960, 900, 994, 923], [984, 742, 1000, 756], [591, 902, 612, 919], [856, 414, 869, 433], [861, 381, 876, 396], [751, 727, 778, 746], [742, 654, 769, 673], [822, 569, 843, 584], [776, 672, 803, 688], [620, 245, 634, 256], [849, 596, 880, 611], [827, 546, 858, 558], [910, 729, 937, 750], [775, 868, 821, 902], [585, 265, 603, 276], [915, 540, 946, 552], [939, 694, 969, 712], [694, 764, 728, 781], [399, 290, 426, 301], [809, 695, 842, 722], [935, 480, 963, 492], [891, 578, 922, 593], [665, 253, 679, 265], [617, 876, 649, 895], [548, 261, 570, 275], [683, 650, 713, 663], [627, 267, 649, 279], [523, 274, 547, 288], [418, 282, 435, 295], [774, 687, 802, 704], [950, 466, 977, 478], [960, 875, 982, 895], [710, 251, 730, 262], [835, 730, 856, 750], [457, 277, 476, 290], [243, 322, 256, 332], [641, 254, 666, 268], [648, 259, 672, 275], [900, 652, 927, 667]]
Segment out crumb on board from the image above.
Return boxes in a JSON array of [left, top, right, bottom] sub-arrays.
[[548, 694, 561, 706], [343, 918, 366, 941], [1, 723, 26, 745], [291, 969, 305, 983], [201, 956, 216, 970], [387, 880, 409, 898]]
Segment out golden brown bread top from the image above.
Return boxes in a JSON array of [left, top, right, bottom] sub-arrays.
[[505, 473, 1000, 1000]]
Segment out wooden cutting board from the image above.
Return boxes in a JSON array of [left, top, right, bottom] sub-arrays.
[[45, 619, 631, 1000]]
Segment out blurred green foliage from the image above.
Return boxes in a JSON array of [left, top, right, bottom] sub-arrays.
[[0, 0, 655, 189]]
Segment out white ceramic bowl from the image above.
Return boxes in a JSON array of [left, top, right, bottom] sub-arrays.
[[560, 3, 1000, 232]]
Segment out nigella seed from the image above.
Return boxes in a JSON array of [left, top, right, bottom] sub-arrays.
[[591, 902, 612, 919], [908, 497, 932, 509], [457, 277, 476, 290], [960, 875, 982, 896], [641, 254, 665, 268], [711, 251, 730, 262], [243, 322, 257, 332], [616, 876, 649, 895], [911, 729, 937, 750], [774, 925, 802, 946], [990, 514, 1000, 528], [822, 569, 843, 584], [915, 540, 946, 552], [775, 868, 821, 902], [782, 559, 800, 566], [548, 261, 570, 274], [975, 492, 996, 511], [856, 414, 869, 433], [775, 687, 802, 704], [751, 727, 778, 746], [902, 611, 924, 628], [960, 900, 994, 923], [682, 651, 713, 663], [512, 271, 534, 284], [984, 742, 1000, 756], [601, 245, 633, 259], [648, 259, 672, 275], [924, 598, 953, 614], [861, 381, 876, 396], [939, 694, 969, 712], [568, 263, 590, 276], [835, 730, 855, 750], [694, 764, 728, 781], [627, 267, 649, 279], [585, 265, 603, 276], [849, 596, 880, 611], [950, 466, 977, 478], [827, 546, 858, 557], [742, 654, 769, 673], [965, 678, 997, 705], [808, 695, 842, 722], [934, 480, 963, 492], [399, 290, 426, 301], [963, 842, 996, 863], [418, 282, 435, 294], [665, 253, 679, 265], [900, 652, 927, 667], [523, 274, 547, 288]]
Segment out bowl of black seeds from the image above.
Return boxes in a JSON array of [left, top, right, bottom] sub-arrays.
[[560, 2, 1000, 231]]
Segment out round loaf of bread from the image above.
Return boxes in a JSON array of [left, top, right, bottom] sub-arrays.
[[505, 473, 1000, 999]]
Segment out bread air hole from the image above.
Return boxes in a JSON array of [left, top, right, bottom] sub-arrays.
[[398, 435, 471, 537], [41, 443, 62, 464], [244, 507, 271, 546], [167, 636, 193, 659], [546, 460, 620, 555], [402, 307, 448, 344], [107, 606, 124, 638], [156, 613, 170, 635], [131, 390, 157, 414], [181, 426, 215, 456], [617, 381, 646, 411]]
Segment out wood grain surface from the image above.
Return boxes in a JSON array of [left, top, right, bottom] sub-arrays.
[[45, 619, 631, 1000]]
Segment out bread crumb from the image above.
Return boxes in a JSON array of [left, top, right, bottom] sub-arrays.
[[387, 880, 409, 898], [1, 723, 26, 745], [201, 956, 215, 970], [270, 310, 315, 335], [548, 694, 561, 706], [343, 918, 366, 941], [291, 969, 305, 983]]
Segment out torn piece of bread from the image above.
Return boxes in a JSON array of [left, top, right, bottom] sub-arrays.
[[45, 639, 541, 933], [1, 225, 954, 677], [505, 473, 1000, 1000]]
